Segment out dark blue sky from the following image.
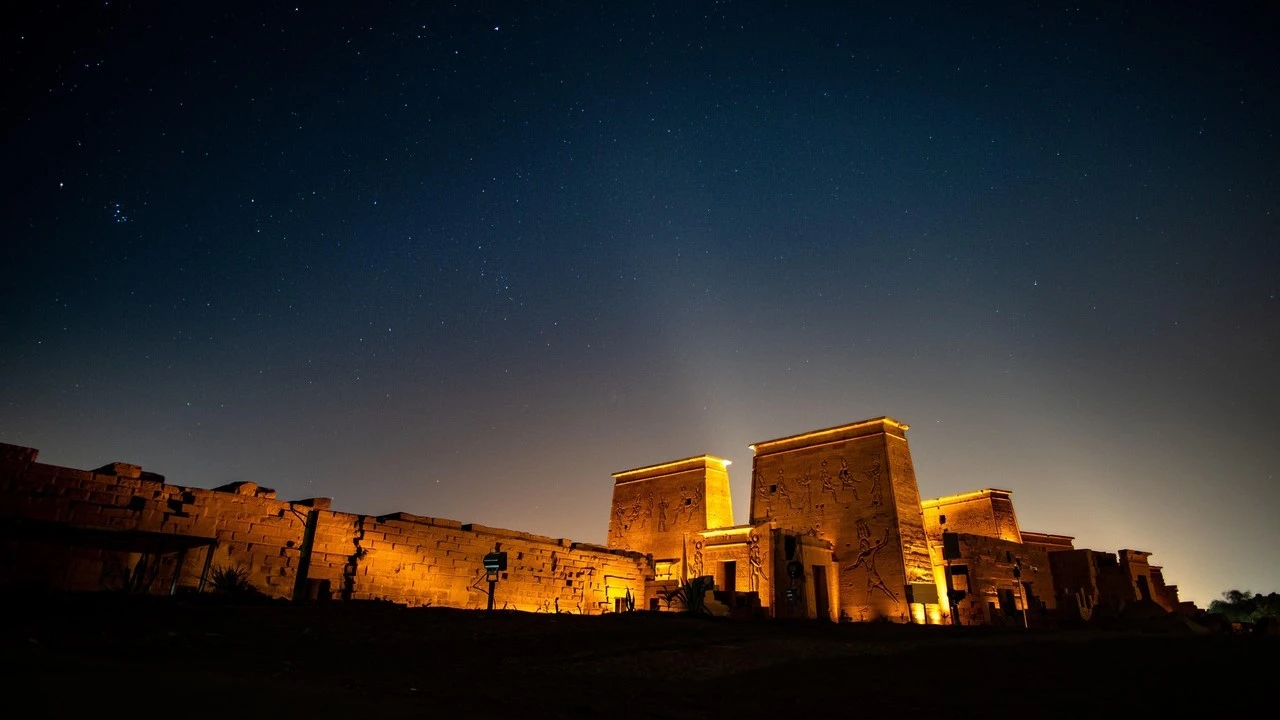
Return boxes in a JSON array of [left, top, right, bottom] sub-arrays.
[[3, 2, 1277, 605]]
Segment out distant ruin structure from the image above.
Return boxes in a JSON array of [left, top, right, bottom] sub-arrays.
[[0, 415, 1189, 624]]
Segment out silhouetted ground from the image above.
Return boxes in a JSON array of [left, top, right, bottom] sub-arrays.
[[3, 594, 1273, 718]]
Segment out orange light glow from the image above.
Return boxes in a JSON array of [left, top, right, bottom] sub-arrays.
[[612, 455, 732, 482], [698, 525, 758, 538], [921, 488, 1015, 507], [749, 417, 910, 455]]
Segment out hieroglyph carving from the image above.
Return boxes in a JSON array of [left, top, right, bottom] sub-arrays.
[[679, 484, 704, 524], [838, 457, 858, 499], [868, 459, 883, 507], [747, 533, 768, 592], [797, 468, 813, 510], [845, 518, 898, 603], [820, 459, 838, 503], [754, 469, 772, 517], [775, 470, 795, 510]]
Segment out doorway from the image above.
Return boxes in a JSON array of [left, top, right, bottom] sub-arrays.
[[812, 565, 830, 620], [721, 560, 737, 594]]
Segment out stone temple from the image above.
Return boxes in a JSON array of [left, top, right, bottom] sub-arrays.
[[0, 416, 1189, 624]]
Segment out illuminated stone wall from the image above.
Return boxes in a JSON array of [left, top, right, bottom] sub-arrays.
[[691, 524, 770, 597], [936, 532, 1056, 626], [921, 489, 1023, 543], [1118, 549, 1181, 612], [1047, 548, 1143, 620], [921, 491, 1062, 625], [0, 444, 650, 613], [1020, 531, 1075, 553], [770, 529, 838, 621], [748, 418, 937, 623], [606, 456, 733, 562]]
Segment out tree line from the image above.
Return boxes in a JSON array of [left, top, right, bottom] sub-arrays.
[[1207, 590, 1280, 623]]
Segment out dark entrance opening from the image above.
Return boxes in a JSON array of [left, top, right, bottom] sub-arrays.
[[812, 564, 830, 620], [998, 588, 1017, 616], [722, 560, 737, 594]]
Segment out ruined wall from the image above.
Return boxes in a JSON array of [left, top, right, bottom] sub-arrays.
[[1046, 548, 1144, 620], [934, 532, 1056, 627], [1045, 549, 1100, 621], [1147, 566, 1182, 612], [0, 451, 312, 596], [607, 456, 733, 561], [0, 444, 650, 613], [1118, 549, 1157, 606], [308, 512, 648, 613], [921, 489, 1023, 543], [749, 418, 935, 622]]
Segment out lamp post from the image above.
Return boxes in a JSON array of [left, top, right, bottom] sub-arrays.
[[1013, 559, 1027, 628]]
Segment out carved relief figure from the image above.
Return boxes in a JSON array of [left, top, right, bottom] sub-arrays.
[[747, 533, 767, 592], [657, 495, 670, 532], [819, 459, 838, 502], [776, 469, 795, 510], [838, 457, 859, 500], [628, 496, 644, 528], [682, 485, 704, 524], [866, 460, 883, 507], [613, 506, 627, 537], [691, 538, 704, 578], [797, 467, 813, 510], [845, 518, 898, 603], [643, 493, 654, 528], [755, 469, 772, 517]]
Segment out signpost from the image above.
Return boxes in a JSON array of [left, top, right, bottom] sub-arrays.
[[483, 550, 507, 612]]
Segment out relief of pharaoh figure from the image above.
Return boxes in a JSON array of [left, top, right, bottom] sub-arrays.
[[797, 467, 813, 509], [776, 469, 795, 510], [754, 469, 772, 517], [867, 459, 883, 507], [819, 459, 838, 503], [838, 457, 859, 500], [747, 532, 767, 592], [684, 485, 704, 523], [845, 518, 897, 602], [629, 496, 643, 528]]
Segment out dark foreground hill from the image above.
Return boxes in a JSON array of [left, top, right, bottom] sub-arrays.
[[3, 595, 1273, 718]]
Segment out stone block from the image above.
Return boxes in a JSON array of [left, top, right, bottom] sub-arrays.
[[213, 481, 259, 496], [93, 462, 142, 479]]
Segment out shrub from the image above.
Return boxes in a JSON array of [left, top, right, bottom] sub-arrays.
[[209, 565, 258, 597], [661, 576, 715, 616]]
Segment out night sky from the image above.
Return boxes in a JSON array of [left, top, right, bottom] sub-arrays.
[[3, 2, 1277, 606]]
